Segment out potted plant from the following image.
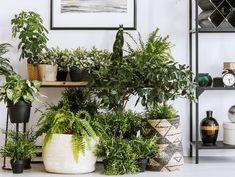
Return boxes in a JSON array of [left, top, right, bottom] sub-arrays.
[[132, 136, 157, 172], [93, 110, 153, 175], [126, 28, 197, 171], [0, 43, 15, 77], [38, 48, 58, 82], [0, 74, 41, 123], [11, 11, 49, 80], [36, 105, 98, 174], [0, 130, 37, 174], [56, 48, 71, 81], [69, 48, 88, 82]]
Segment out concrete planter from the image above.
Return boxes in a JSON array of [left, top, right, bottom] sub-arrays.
[[147, 117, 183, 172], [42, 134, 97, 174]]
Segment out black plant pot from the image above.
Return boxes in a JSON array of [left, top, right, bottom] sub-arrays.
[[23, 158, 31, 169], [138, 158, 148, 172], [57, 70, 68, 81], [10, 159, 24, 174], [7, 100, 31, 123], [69, 68, 89, 82]]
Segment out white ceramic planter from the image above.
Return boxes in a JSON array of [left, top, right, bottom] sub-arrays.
[[223, 122, 235, 145], [42, 134, 97, 174], [38, 64, 58, 82]]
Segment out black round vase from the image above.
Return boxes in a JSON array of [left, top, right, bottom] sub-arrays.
[[200, 111, 219, 145], [138, 158, 148, 172], [69, 68, 89, 82], [7, 100, 31, 123], [56, 70, 68, 81], [10, 159, 24, 174]]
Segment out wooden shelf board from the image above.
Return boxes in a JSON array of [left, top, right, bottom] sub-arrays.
[[41, 81, 88, 87]]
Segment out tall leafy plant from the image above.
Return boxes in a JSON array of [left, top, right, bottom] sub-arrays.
[[11, 11, 49, 64]]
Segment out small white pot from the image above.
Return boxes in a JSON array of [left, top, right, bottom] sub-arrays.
[[42, 134, 97, 174], [38, 64, 58, 82]]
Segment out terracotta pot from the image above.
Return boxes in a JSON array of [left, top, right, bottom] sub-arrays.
[[38, 64, 58, 82], [27, 64, 39, 80], [147, 117, 183, 172], [42, 134, 97, 174]]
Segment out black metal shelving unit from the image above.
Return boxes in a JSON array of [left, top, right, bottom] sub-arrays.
[[189, 0, 235, 164]]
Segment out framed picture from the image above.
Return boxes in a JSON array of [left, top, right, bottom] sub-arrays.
[[50, 0, 136, 30]]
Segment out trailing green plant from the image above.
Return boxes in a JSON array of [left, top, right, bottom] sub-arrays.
[[147, 103, 178, 119], [11, 11, 49, 64], [0, 74, 41, 104], [97, 137, 139, 175], [37, 48, 57, 65], [58, 88, 98, 116], [0, 130, 37, 162], [0, 43, 15, 77], [92, 110, 146, 139], [36, 106, 98, 161]]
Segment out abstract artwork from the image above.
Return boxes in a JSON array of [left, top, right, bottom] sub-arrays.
[[51, 0, 136, 30]]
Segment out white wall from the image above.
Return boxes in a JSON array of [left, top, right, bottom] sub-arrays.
[[1, 0, 235, 157]]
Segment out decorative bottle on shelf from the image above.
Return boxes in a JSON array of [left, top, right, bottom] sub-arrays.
[[200, 111, 219, 145]]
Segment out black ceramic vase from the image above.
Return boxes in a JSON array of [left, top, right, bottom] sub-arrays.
[[56, 70, 68, 81], [69, 67, 89, 82], [200, 111, 219, 145], [138, 158, 148, 172]]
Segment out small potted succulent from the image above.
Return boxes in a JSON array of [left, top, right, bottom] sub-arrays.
[[0, 130, 37, 174], [38, 48, 58, 82], [11, 11, 48, 80], [0, 74, 41, 123], [36, 105, 98, 174], [0, 43, 15, 77]]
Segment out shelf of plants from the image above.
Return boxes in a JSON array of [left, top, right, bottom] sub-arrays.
[[189, 0, 235, 164]]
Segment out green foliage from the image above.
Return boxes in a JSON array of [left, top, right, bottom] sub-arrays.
[[90, 26, 135, 111], [0, 74, 41, 104], [0, 43, 15, 77], [36, 106, 98, 161], [97, 137, 139, 175], [126, 28, 197, 107], [11, 11, 48, 64], [68, 47, 86, 70], [58, 88, 98, 116], [131, 136, 157, 159], [93, 110, 146, 138], [37, 47, 58, 65], [56, 48, 72, 71], [0, 130, 37, 161], [147, 104, 178, 119]]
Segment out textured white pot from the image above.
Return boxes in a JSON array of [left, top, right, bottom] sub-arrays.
[[223, 122, 235, 145], [38, 64, 58, 82], [42, 134, 97, 174]]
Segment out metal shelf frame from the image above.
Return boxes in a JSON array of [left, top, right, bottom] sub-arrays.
[[189, 0, 235, 164]]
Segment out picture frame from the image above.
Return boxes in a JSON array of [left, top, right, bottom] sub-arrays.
[[50, 0, 137, 30]]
